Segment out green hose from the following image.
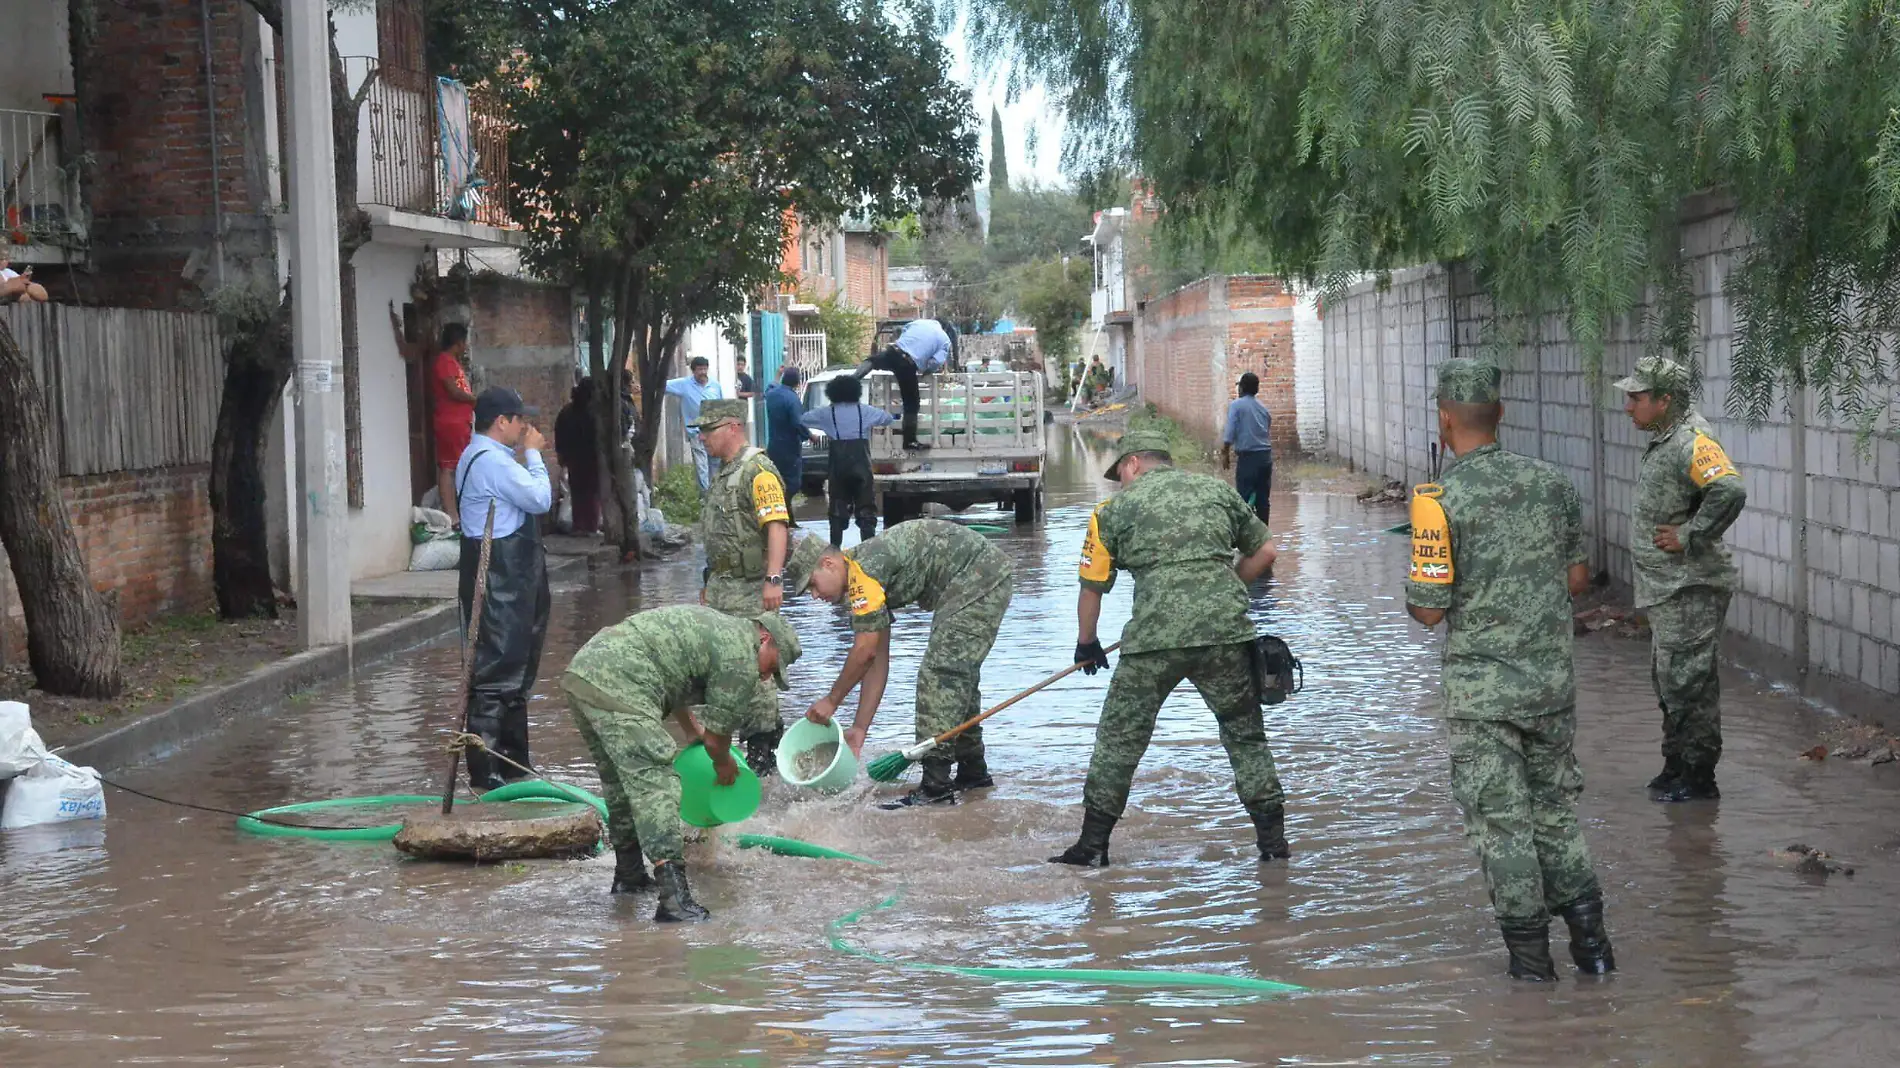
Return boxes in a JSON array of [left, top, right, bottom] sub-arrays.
[[239, 782, 1304, 994], [827, 894, 1304, 996]]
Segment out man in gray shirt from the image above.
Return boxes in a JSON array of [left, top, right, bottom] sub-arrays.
[[1220, 372, 1274, 526]]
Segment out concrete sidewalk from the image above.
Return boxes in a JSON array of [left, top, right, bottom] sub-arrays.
[[352, 533, 620, 602]]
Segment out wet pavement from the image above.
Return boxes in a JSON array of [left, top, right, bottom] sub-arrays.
[[5, 428, 1900, 1067]]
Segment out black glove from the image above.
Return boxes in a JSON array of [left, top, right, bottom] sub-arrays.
[[1074, 640, 1110, 676]]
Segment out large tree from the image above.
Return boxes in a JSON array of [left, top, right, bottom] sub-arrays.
[[965, 0, 1900, 427], [487, 0, 977, 552]]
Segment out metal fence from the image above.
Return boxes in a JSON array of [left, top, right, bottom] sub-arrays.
[[349, 57, 514, 229], [785, 332, 829, 375], [1, 303, 223, 475], [1, 108, 81, 249]]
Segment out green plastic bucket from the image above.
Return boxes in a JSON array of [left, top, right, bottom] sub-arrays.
[[674, 743, 762, 828], [775, 718, 859, 793]]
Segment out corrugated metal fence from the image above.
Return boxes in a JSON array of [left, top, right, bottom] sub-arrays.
[[2, 302, 223, 475]]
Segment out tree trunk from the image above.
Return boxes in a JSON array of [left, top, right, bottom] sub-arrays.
[[605, 278, 646, 557], [584, 285, 637, 555], [210, 297, 293, 618], [0, 317, 123, 697]]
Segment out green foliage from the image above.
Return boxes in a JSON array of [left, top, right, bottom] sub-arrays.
[[917, 182, 1094, 332], [801, 288, 876, 366], [1128, 403, 1208, 466], [1010, 254, 1090, 362], [990, 105, 1011, 192], [651, 463, 702, 526], [448, 0, 979, 474], [959, 0, 1900, 427]]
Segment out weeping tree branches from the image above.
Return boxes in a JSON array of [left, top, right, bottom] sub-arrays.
[[960, 0, 1900, 427]]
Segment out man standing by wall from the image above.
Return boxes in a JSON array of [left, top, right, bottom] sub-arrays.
[[695, 398, 795, 773], [1220, 372, 1274, 526], [455, 388, 554, 791], [666, 356, 725, 492], [1617, 356, 1747, 803], [764, 367, 808, 495], [431, 323, 479, 526], [1404, 358, 1614, 982]]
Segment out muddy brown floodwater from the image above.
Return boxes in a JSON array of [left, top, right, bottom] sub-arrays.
[[5, 427, 1900, 1067]]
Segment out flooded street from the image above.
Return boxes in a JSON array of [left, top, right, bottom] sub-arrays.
[[5, 427, 1900, 1067]]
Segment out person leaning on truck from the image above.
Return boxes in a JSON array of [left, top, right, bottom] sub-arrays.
[[853, 317, 956, 451]]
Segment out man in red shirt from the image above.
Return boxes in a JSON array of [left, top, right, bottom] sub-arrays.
[[432, 323, 478, 524]]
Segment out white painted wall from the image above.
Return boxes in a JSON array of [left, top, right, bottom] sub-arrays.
[[0, 1, 72, 111], [1292, 288, 1326, 453], [346, 242, 428, 581]]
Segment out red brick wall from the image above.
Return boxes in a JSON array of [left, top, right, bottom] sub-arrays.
[[1136, 275, 1301, 455], [0, 466, 214, 663], [72, 0, 267, 310], [843, 233, 888, 317]]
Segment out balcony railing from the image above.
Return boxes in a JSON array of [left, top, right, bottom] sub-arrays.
[[347, 58, 515, 230], [786, 331, 829, 374], [1, 108, 82, 250]]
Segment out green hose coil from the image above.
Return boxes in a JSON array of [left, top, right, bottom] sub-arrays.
[[235, 781, 607, 842]]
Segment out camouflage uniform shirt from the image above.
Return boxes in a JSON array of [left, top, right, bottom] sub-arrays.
[[1079, 466, 1270, 655], [704, 447, 791, 586], [844, 518, 1010, 634], [564, 606, 760, 736], [1631, 410, 1746, 608], [1405, 443, 1585, 720]]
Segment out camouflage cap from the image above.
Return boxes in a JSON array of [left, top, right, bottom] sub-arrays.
[[782, 534, 831, 595], [690, 398, 747, 430], [1104, 426, 1175, 481], [752, 612, 802, 691], [1612, 355, 1691, 397], [1434, 358, 1503, 404]]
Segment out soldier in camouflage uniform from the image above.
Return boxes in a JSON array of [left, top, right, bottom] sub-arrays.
[[692, 398, 795, 774], [1048, 426, 1287, 868], [562, 605, 801, 922], [1405, 358, 1614, 981], [784, 520, 1015, 807], [1616, 356, 1747, 803]]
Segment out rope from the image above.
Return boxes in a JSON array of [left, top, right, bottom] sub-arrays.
[[99, 776, 375, 832]]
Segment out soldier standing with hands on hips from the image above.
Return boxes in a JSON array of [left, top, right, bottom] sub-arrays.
[[693, 398, 795, 774], [1405, 358, 1614, 982], [1050, 426, 1288, 869], [1617, 356, 1747, 803]]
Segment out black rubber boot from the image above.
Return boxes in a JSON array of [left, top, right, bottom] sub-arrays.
[[828, 517, 848, 548], [1048, 808, 1116, 867], [880, 757, 958, 809], [652, 863, 710, 923], [1558, 894, 1616, 975], [463, 745, 507, 795], [1501, 921, 1558, 982], [1247, 803, 1291, 861], [1654, 764, 1720, 803], [1645, 755, 1684, 792], [744, 725, 785, 778], [610, 843, 653, 893], [952, 748, 995, 790]]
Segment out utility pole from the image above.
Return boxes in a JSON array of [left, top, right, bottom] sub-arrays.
[[284, 1, 351, 649]]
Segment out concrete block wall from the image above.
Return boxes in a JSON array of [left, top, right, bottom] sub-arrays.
[[1321, 209, 1900, 696], [1293, 288, 1326, 453], [1135, 275, 1302, 454], [0, 466, 214, 666]]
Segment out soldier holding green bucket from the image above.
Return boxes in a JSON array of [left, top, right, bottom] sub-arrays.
[[561, 605, 799, 923]]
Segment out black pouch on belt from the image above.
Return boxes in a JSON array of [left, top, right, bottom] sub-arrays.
[[1249, 634, 1304, 706]]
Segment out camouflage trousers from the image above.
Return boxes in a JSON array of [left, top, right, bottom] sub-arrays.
[[561, 671, 687, 863], [705, 573, 784, 739], [1446, 712, 1600, 925], [915, 575, 1013, 763], [1081, 642, 1285, 819], [1650, 586, 1729, 770]]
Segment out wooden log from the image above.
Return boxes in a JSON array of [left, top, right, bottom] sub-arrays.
[[392, 802, 603, 862]]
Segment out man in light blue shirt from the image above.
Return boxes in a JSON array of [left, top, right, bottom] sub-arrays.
[[1219, 371, 1274, 526], [853, 317, 956, 450], [666, 356, 725, 492], [453, 387, 554, 792]]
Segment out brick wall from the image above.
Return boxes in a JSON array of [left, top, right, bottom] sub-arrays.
[[843, 233, 889, 317], [0, 466, 214, 664], [1321, 207, 1900, 696], [1133, 275, 1301, 454], [71, 0, 274, 309], [465, 273, 577, 456]]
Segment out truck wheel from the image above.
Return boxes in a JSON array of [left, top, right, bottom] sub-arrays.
[[1012, 487, 1040, 525], [884, 496, 913, 527]]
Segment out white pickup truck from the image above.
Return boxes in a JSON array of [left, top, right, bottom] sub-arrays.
[[802, 367, 1047, 525]]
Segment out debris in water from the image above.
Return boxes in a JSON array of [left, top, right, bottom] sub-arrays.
[[793, 741, 840, 780], [1357, 480, 1406, 505], [1776, 843, 1855, 879], [1799, 745, 1828, 761]]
